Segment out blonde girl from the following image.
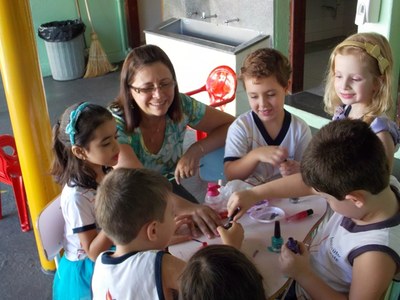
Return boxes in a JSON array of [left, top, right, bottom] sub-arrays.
[[324, 32, 399, 174]]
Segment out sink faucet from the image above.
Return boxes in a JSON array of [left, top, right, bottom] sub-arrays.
[[201, 12, 217, 19], [224, 17, 239, 24]]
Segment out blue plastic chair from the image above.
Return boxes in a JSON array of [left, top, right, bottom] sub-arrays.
[[199, 147, 226, 182]]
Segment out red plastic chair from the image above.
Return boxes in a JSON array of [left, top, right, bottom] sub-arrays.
[[0, 135, 30, 232], [186, 65, 237, 140]]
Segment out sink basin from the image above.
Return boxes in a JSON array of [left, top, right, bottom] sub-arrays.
[[144, 18, 269, 54], [144, 18, 271, 116]]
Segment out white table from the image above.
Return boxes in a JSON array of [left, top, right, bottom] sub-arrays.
[[169, 195, 327, 299]]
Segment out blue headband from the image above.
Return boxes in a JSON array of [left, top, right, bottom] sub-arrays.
[[65, 102, 90, 145]]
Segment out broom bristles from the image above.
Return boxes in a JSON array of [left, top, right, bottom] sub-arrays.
[[84, 32, 117, 78]]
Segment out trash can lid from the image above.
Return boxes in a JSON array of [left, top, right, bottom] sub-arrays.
[[38, 19, 85, 42]]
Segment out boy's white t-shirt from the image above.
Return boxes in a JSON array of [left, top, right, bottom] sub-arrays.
[[61, 184, 97, 261], [296, 207, 400, 298], [224, 110, 312, 185], [92, 250, 166, 300]]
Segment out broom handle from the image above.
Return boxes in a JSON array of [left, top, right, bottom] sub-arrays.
[[83, 0, 95, 32], [75, 0, 81, 20], [75, 0, 88, 48]]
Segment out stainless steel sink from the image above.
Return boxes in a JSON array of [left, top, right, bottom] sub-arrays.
[[144, 18, 269, 54]]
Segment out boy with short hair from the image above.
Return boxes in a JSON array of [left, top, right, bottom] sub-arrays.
[[92, 168, 244, 300], [279, 119, 400, 299], [224, 48, 312, 185]]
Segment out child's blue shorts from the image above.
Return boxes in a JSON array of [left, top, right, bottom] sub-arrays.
[[53, 255, 94, 300]]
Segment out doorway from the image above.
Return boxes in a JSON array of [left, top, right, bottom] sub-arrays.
[[290, 0, 358, 96]]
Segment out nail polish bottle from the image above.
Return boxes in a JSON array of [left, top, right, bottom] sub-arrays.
[[286, 237, 300, 254], [269, 220, 283, 253]]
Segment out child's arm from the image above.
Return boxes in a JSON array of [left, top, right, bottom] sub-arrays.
[[279, 242, 348, 299], [78, 229, 113, 261], [227, 173, 314, 220], [348, 251, 396, 300], [224, 146, 288, 181], [280, 243, 397, 300], [161, 253, 186, 300], [217, 222, 244, 249]]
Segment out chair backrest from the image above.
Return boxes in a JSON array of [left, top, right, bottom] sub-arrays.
[[37, 195, 64, 265], [199, 147, 226, 182], [205, 65, 237, 108], [186, 66, 237, 141], [0, 134, 21, 184], [186, 65, 237, 109]]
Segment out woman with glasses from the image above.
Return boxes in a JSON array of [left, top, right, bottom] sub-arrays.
[[109, 44, 235, 239]]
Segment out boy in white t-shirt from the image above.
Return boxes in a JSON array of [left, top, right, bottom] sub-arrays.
[[92, 168, 244, 300], [278, 119, 400, 299], [224, 48, 312, 185]]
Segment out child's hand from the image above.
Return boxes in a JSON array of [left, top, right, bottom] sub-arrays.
[[279, 241, 311, 279], [217, 222, 244, 249], [227, 189, 259, 220], [168, 214, 195, 245], [255, 146, 288, 166], [279, 159, 301, 177]]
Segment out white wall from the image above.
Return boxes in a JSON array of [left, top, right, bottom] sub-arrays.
[[162, 0, 274, 41], [138, 0, 162, 43], [305, 0, 357, 42]]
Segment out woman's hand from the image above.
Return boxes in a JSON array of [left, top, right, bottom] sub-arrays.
[[190, 204, 224, 238], [217, 222, 244, 249], [177, 203, 223, 239], [174, 144, 202, 184]]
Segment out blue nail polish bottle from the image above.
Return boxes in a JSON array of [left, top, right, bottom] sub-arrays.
[[268, 220, 283, 253]]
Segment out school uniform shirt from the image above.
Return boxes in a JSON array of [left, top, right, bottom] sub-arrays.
[[61, 184, 97, 261], [333, 105, 400, 149], [224, 110, 312, 185], [91, 250, 166, 300], [296, 190, 400, 298]]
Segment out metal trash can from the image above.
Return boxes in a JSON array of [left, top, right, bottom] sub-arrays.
[[38, 20, 86, 81]]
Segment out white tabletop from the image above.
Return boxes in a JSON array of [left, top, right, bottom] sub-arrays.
[[169, 195, 327, 299]]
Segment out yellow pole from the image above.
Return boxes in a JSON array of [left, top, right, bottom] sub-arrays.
[[0, 1, 60, 271]]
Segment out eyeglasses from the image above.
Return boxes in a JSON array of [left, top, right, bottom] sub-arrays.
[[130, 80, 175, 95]]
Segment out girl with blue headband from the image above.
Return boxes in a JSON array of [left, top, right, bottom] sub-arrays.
[[51, 102, 120, 300]]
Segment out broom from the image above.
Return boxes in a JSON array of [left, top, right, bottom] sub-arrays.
[[82, 0, 117, 78]]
